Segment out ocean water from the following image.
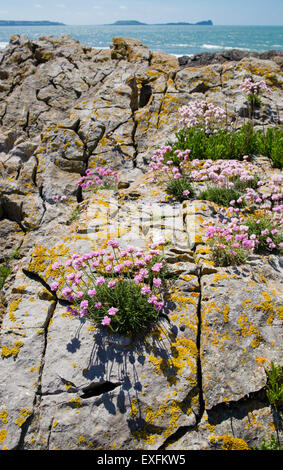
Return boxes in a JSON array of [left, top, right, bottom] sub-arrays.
[[0, 24, 282, 57]]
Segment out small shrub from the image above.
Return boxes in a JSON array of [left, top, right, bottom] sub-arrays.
[[68, 208, 80, 224], [0, 265, 12, 290], [166, 177, 195, 202], [240, 77, 271, 109], [231, 174, 261, 191], [165, 120, 283, 169], [198, 186, 245, 207], [205, 218, 255, 266], [265, 361, 283, 410], [50, 240, 168, 336], [245, 215, 283, 254], [77, 166, 119, 190]]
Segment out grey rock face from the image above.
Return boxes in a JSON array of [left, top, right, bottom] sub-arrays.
[[0, 35, 282, 450]]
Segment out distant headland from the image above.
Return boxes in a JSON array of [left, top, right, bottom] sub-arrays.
[[0, 20, 65, 26], [110, 20, 213, 26]]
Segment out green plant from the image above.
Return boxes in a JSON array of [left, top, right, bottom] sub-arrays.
[[265, 361, 283, 410], [88, 279, 161, 335], [254, 127, 283, 169], [167, 123, 283, 168], [68, 208, 80, 224], [245, 215, 283, 254], [0, 265, 12, 290], [231, 174, 261, 191], [198, 186, 245, 207], [50, 240, 167, 337], [255, 434, 283, 450], [166, 177, 195, 202], [210, 244, 248, 267]]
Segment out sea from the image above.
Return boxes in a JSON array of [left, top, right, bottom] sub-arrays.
[[0, 24, 282, 57]]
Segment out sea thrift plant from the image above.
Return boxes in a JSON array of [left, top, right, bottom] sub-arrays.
[[205, 216, 256, 266], [240, 77, 271, 108], [50, 239, 168, 335], [149, 145, 190, 181], [77, 166, 119, 190], [149, 145, 194, 201], [178, 100, 226, 133], [190, 159, 260, 188]]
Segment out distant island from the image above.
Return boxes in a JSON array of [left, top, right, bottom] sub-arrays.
[[163, 20, 213, 25], [112, 20, 147, 25], [111, 20, 213, 26], [0, 20, 65, 26]]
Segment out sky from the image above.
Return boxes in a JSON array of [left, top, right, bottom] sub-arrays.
[[0, 0, 283, 26]]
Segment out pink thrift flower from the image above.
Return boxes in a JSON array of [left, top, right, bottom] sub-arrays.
[[153, 278, 162, 287], [123, 260, 132, 268], [50, 281, 59, 291], [107, 240, 120, 248], [88, 289, 97, 297], [134, 274, 143, 284], [76, 291, 84, 299], [141, 285, 151, 295], [108, 307, 119, 316], [108, 280, 116, 288], [95, 302, 102, 309], [154, 301, 164, 311], [51, 262, 61, 270], [62, 287, 72, 297], [95, 276, 105, 285], [101, 316, 111, 326], [152, 263, 163, 272], [139, 268, 149, 278]]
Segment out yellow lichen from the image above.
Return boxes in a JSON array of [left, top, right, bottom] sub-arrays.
[[0, 411, 8, 424], [1, 341, 23, 358], [69, 397, 82, 408], [16, 409, 31, 427], [8, 298, 22, 322], [0, 429, 7, 443], [211, 434, 250, 450]]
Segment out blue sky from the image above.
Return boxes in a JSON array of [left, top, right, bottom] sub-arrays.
[[0, 0, 282, 25]]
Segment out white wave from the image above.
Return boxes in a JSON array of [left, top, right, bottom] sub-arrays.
[[170, 43, 192, 47], [0, 42, 8, 50], [174, 53, 194, 58], [201, 43, 251, 51], [202, 44, 221, 49]]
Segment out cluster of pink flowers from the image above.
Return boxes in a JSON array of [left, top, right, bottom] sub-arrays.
[[77, 166, 119, 189], [52, 195, 67, 203], [240, 78, 271, 97], [205, 172, 283, 259], [50, 239, 166, 328], [190, 158, 258, 187], [226, 174, 282, 216], [178, 101, 226, 133], [149, 145, 191, 181], [205, 217, 257, 253]]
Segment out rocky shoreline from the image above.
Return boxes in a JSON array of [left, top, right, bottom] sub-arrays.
[[0, 34, 282, 451], [178, 48, 283, 67]]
